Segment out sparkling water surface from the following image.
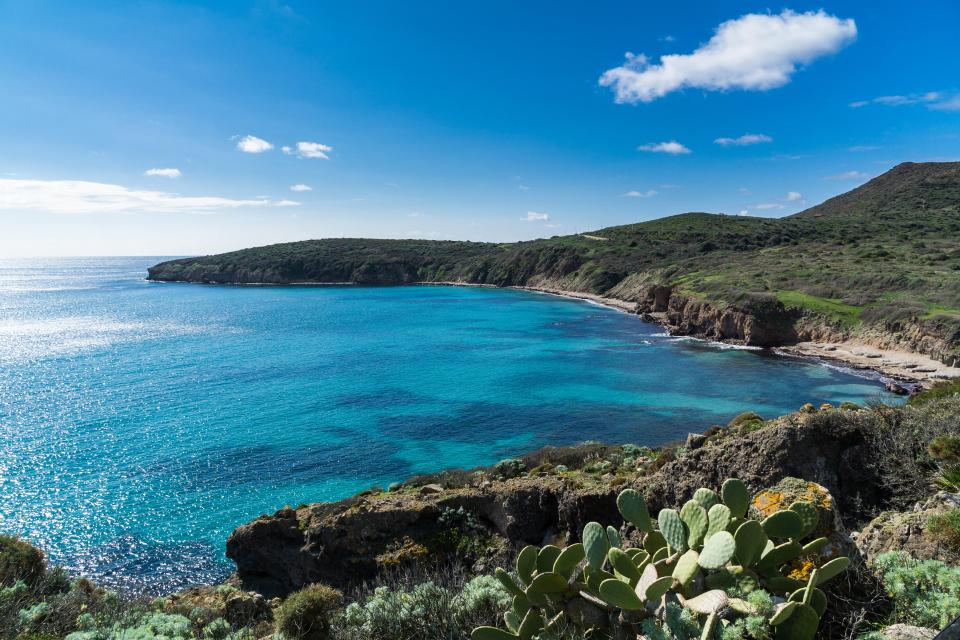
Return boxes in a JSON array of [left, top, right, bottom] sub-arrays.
[[0, 257, 897, 593]]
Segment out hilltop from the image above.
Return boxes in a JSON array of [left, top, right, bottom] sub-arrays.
[[149, 162, 960, 368]]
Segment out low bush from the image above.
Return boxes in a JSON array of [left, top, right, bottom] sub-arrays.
[[0, 535, 45, 586], [927, 509, 960, 554], [873, 552, 960, 630], [275, 584, 342, 640]]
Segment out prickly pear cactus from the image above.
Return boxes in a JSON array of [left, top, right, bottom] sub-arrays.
[[472, 478, 848, 640]]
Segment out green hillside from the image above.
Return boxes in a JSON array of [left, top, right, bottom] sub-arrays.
[[149, 162, 960, 358]]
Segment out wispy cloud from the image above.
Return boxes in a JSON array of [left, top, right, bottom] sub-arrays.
[[753, 202, 784, 210], [0, 178, 288, 214], [289, 184, 312, 192], [275, 200, 301, 207], [236, 135, 274, 153], [284, 141, 333, 159], [848, 145, 880, 152], [786, 191, 803, 201], [600, 10, 856, 103], [930, 96, 960, 112], [623, 189, 658, 198], [826, 170, 869, 180], [849, 91, 941, 108], [143, 168, 181, 178], [638, 141, 691, 155], [517, 184, 530, 191], [714, 133, 772, 147], [526, 211, 550, 221]]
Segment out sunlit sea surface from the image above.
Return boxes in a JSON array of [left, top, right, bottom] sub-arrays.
[[0, 257, 898, 593]]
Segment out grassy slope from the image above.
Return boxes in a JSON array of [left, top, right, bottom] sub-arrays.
[[149, 162, 960, 345]]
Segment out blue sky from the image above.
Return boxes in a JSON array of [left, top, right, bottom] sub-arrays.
[[0, 1, 958, 256]]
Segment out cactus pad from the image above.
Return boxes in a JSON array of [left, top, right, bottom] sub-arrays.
[[617, 489, 652, 532], [762, 510, 805, 540], [672, 549, 700, 586], [706, 503, 731, 540], [598, 578, 645, 610], [536, 545, 562, 573], [734, 520, 767, 567], [789, 587, 827, 618], [699, 530, 736, 569], [722, 479, 750, 518], [553, 543, 585, 577], [582, 521, 609, 571], [606, 525, 622, 549], [814, 557, 850, 585], [774, 602, 819, 640], [789, 502, 819, 539], [693, 487, 721, 510], [769, 601, 797, 625], [681, 500, 709, 548], [658, 508, 688, 552], [684, 589, 729, 614], [516, 545, 538, 586], [609, 547, 641, 583]]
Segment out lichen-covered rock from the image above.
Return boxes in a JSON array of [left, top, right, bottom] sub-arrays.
[[854, 492, 960, 566], [161, 584, 271, 626], [749, 477, 840, 540]]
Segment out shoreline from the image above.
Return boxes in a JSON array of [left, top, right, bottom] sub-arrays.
[[151, 277, 959, 387]]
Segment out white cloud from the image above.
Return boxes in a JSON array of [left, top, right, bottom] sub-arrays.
[[623, 189, 658, 198], [826, 170, 869, 180], [930, 96, 960, 112], [848, 145, 880, 152], [738, 210, 750, 216], [143, 168, 181, 178], [289, 184, 312, 192], [526, 211, 550, 221], [714, 133, 772, 146], [0, 178, 283, 214], [236, 135, 274, 153], [638, 141, 691, 155], [288, 141, 333, 159], [275, 200, 301, 207], [754, 202, 784, 210], [600, 10, 856, 103], [849, 92, 941, 108], [786, 191, 802, 201], [281, 146, 293, 154], [517, 184, 530, 191]]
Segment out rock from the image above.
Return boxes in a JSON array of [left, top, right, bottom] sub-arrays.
[[879, 624, 938, 640], [419, 484, 444, 495], [224, 592, 270, 626], [686, 433, 707, 449], [886, 382, 909, 395], [855, 492, 960, 566], [227, 411, 926, 596]]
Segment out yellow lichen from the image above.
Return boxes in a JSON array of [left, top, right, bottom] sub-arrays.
[[375, 536, 429, 566], [788, 558, 817, 580]]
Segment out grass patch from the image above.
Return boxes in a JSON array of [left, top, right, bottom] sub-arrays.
[[776, 291, 863, 326]]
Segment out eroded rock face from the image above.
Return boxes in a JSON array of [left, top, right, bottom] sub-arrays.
[[854, 492, 960, 566], [227, 414, 899, 596]]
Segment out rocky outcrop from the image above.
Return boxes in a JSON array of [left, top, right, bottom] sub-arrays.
[[226, 410, 903, 597], [854, 492, 960, 566]]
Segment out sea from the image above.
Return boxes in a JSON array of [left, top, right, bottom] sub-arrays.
[[0, 257, 898, 593]]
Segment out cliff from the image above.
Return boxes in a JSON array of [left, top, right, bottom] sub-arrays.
[[148, 162, 960, 366], [226, 396, 960, 597]]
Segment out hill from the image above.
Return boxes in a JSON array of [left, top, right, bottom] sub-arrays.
[[148, 162, 960, 366]]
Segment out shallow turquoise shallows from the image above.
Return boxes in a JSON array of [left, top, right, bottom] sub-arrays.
[[0, 257, 897, 593]]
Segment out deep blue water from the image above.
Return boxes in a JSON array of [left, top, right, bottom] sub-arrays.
[[0, 257, 897, 593]]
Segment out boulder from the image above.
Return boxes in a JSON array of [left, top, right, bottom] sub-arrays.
[[879, 624, 937, 640], [854, 492, 960, 566]]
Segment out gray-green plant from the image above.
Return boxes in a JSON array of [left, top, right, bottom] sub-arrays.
[[472, 478, 848, 640]]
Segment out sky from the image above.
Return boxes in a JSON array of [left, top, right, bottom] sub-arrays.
[[0, 1, 958, 257]]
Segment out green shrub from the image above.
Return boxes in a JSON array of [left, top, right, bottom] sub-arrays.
[[275, 583, 342, 640], [0, 536, 45, 586], [728, 411, 765, 434], [929, 436, 960, 463], [908, 379, 960, 406], [873, 552, 960, 629], [927, 509, 960, 553]]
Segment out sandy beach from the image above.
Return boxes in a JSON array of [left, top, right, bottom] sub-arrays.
[[777, 341, 960, 386]]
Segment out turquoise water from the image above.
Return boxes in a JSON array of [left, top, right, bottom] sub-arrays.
[[0, 257, 896, 593]]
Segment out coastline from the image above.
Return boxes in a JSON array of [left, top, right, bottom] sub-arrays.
[[152, 276, 959, 387]]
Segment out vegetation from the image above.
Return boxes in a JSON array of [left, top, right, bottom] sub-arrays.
[[275, 584, 342, 640], [149, 162, 960, 358], [871, 552, 960, 631], [473, 479, 848, 640]]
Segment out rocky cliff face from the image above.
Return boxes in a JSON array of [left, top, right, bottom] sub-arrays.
[[226, 408, 899, 597]]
